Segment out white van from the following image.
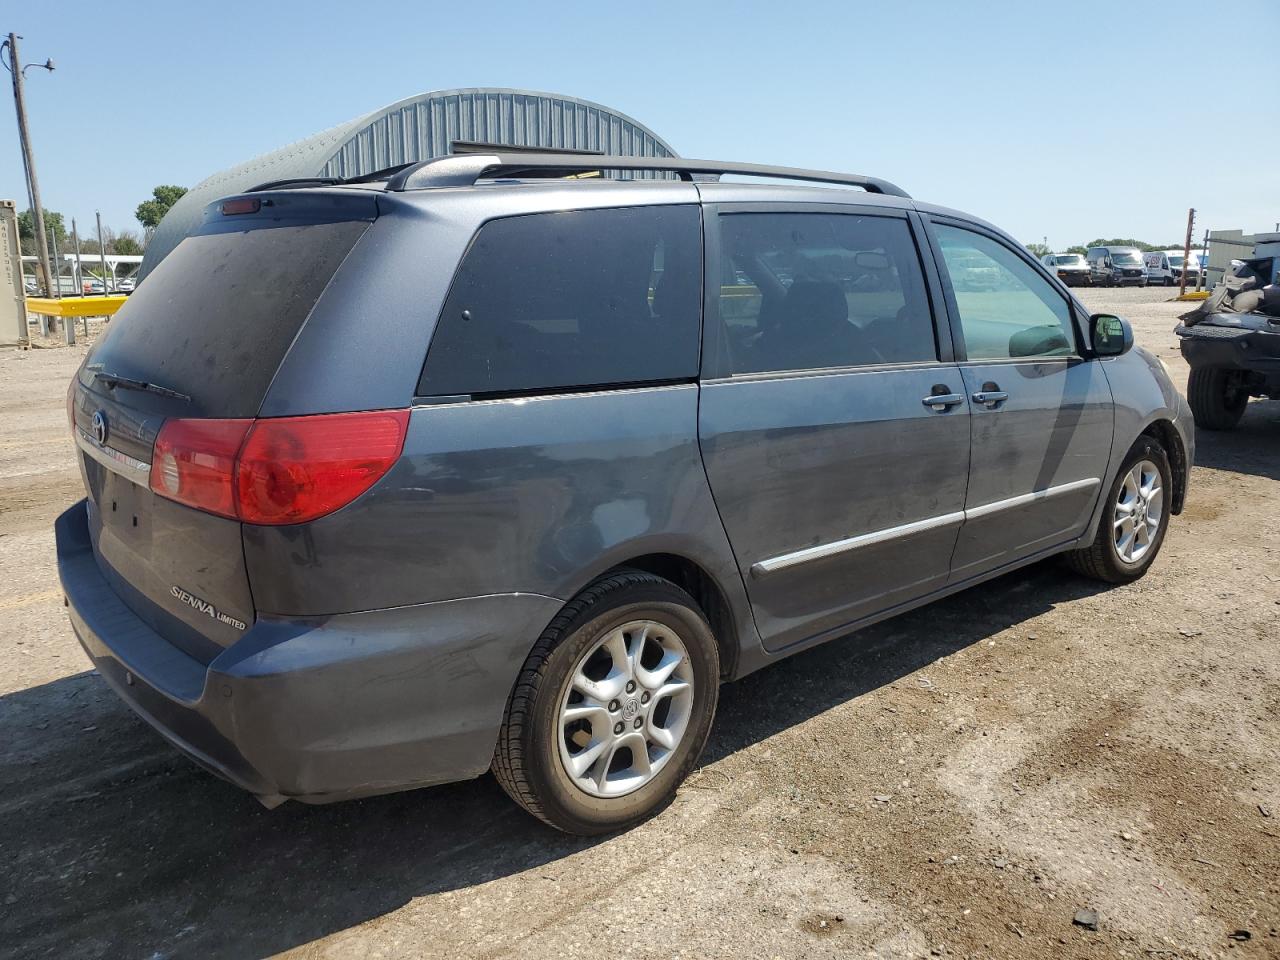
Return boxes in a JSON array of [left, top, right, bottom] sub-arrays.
[[1144, 250, 1202, 287]]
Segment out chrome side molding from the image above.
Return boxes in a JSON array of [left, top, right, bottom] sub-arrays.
[[751, 477, 1101, 577], [751, 511, 965, 577], [964, 477, 1100, 521]]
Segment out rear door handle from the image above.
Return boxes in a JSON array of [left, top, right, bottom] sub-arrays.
[[922, 391, 964, 412], [972, 390, 1009, 407]]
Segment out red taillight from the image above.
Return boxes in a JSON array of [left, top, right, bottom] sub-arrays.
[[151, 418, 253, 518], [236, 410, 410, 524], [148, 410, 409, 525]]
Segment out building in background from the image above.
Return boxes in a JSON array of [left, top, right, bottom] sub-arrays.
[[1205, 229, 1267, 288], [140, 88, 676, 280]]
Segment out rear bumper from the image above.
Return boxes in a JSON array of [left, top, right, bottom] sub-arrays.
[[56, 500, 562, 804]]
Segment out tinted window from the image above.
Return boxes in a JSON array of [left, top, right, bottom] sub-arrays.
[[88, 220, 369, 417], [715, 213, 936, 375], [418, 205, 701, 397], [935, 224, 1077, 361]]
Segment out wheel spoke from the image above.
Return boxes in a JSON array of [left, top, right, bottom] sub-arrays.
[[622, 731, 652, 777], [603, 629, 632, 681], [636, 646, 682, 691], [1147, 488, 1164, 516], [647, 720, 677, 750], [562, 703, 610, 727], [573, 668, 626, 703], [568, 738, 609, 779], [592, 740, 622, 791], [1116, 528, 1135, 561]]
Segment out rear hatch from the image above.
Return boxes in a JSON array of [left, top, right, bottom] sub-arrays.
[[71, 194, 375, 663]]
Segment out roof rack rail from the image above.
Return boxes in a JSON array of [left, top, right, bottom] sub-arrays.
[[245, 176, 343, 192], [383, 153, 911, 198], [245, 162, 420, 194]]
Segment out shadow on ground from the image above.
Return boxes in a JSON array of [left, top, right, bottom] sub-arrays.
[[0, 561, 1107, 960], [1192, 398, 1280, 482]]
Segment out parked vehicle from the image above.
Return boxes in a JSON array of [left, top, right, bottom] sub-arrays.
[[1176, 244, 1280, 430], [1041, 252, 1092, 286], [57, 153, 1193, 835], [1086, 246, 1149, 286], [1143, 250, 1201, 287]]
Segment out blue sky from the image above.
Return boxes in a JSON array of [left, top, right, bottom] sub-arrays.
[[4, 0, 1278, 249]]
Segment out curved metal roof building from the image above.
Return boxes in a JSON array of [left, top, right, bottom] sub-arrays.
[[140, 88, 676, 279]]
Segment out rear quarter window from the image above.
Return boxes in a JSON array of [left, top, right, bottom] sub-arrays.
[[417, 205, 702, 398]]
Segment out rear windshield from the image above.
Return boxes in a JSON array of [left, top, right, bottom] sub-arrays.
[[87, 220, 369, 417], [418, 205, 702, 398]]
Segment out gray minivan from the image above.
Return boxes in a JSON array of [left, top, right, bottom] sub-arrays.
[[58, 154, 1193, 835]]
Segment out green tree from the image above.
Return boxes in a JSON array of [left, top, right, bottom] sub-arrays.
[[17, 208, 68, 249], [109, 230, 144, 256], [1085, 238, 1162, 252], [1066, 245, 1088, 255], [1025, 242, 1052, 257], [135, 184, 188, 230]]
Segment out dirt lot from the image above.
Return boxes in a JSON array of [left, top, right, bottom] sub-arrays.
[[1, 289, 1277, 960]]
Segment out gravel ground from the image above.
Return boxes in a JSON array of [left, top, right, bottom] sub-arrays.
[[1, 289, 1277, 960]]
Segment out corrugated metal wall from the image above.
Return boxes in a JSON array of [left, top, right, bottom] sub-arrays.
[[322, 89, 673, 178], [140, 89, 675, 280]]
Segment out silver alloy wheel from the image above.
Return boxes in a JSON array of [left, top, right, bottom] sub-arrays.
[[1113, 459, 1164, 564], [557, 619, 694, 798]]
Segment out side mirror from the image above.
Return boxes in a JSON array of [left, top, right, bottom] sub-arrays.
[[1090, 313, 1133, 356]]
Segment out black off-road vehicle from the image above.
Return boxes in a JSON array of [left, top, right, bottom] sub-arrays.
[[1176, 252, 1280, 430]]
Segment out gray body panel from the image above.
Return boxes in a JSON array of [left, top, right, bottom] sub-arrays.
[[243, 385, 755, 641], [949, 358, 1114, 579], [56, 172, 1194, 806], [59, 501, 564, 801], [698, 367, 971, 651]]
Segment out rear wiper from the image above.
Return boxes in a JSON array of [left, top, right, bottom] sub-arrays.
[[93, 371, 191, 403]]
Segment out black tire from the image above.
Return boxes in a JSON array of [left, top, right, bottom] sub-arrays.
[[1065, 436, 1172, 584], [492, 570, 720, 835], [1187, 366, 1247, 431]]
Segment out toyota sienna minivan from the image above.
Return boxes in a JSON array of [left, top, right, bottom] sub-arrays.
[[58, 153, 1193, 835]]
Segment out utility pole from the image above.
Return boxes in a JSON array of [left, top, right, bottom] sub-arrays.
[[95, 210, 110, 296], [71, 217, 83, 294], [3, 33, 55, 299], [1179, 207, 1196, 297], [72, 217, 88, 337], [48, 222, 72, 342], [1198, 229, 1209, 292]]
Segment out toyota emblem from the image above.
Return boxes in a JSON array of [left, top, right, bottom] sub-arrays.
[[92, 410, 108, 445]]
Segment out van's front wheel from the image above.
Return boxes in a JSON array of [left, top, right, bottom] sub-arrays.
[[492, 571, 720, 835]]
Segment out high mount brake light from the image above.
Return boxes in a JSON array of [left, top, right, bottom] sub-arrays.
[[149, 410, 410, 525], [220, 198, 261, 215]]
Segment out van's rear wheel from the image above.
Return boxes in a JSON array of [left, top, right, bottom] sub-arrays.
[[1188, 366, 1247, 431], [492, 571, 719, 835]]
